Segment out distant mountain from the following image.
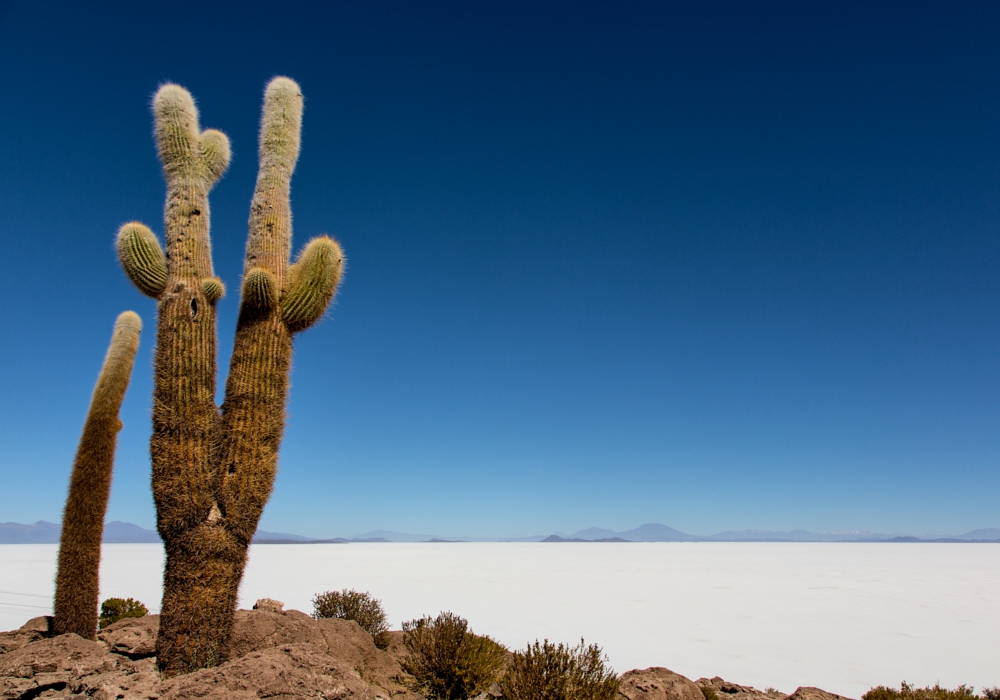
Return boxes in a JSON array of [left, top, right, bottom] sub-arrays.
[[255, 529, 315, 542], [3, 521, 997, 545], [104, 521, 160, 543], [0, 520, 161, 544], [570, 527, 619, 540], [0, 520, 61, 544], [960, 528, 1000, 541], [618, 523, 697, 541], [705, 529, 897, 542]]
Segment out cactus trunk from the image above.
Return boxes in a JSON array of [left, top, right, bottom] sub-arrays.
[[117, 78, 343, 675], [53, 311, 142, 640]]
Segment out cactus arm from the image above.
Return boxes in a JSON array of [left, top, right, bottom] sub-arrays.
[[281, 235, 345, 332], [243, 77, 301, 284], [117, 223, 168, 298], [53, 311, 142, 640]]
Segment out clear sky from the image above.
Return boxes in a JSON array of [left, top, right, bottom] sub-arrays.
[[1, 1, 998, 539]]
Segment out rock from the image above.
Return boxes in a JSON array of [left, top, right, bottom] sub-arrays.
[[70, 656, 161, 700], [99, 614, 158, 657], [0, 633, 121, 699], [158, 643, 380, 700], [19, 617, 53, 635], [0, 617, 51, 656], [230, 607, 416, 696], [699, 677, 788, 700], [253, 598, 285, 613], [620, 667, 705, 700], [381, 630, 409, 666], [788, 688, 854, 700]]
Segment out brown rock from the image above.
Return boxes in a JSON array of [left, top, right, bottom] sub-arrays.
[[158, 643, 380, 700], [253, 598, 285, 613], [620, 667, 705, 700], [0, 633, 120, 700], [699, 677, 788, 700], [788, 687, 854, 700], [99, 614, 159, 657], [0, 617, 51, 656], [230, 607, 415, 696]]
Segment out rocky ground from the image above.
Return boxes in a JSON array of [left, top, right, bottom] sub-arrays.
[[0, 600, 853, 700]]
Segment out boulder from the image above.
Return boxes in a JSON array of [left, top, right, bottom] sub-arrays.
[[231, 607, 417, 696], [788, 688, 854, 700], [158, 643, 381, 700], [620, 667, 705, 700], [699, 677, 789, 700], [98, 614, 158, 657], [0, 616, 51, 656], [253, 598, 285, 613], [0, 633, 121, 700]]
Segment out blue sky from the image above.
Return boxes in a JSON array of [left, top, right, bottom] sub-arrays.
[[1, 1, 998, 538]]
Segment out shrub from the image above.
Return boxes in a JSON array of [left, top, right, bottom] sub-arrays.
[[501, 638, 619, 700], [312, 589, 390, 649], [863, 684, 981, 700], [401, 611, 508, 699], [702, 688, 720, 700], [99, 597, 148, 630], [982, 689, 1000, 700]]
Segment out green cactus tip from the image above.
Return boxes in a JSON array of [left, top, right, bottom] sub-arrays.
[[201, 277, 226, 304], [117, 222, 168, 298], [281, 236, 345, 332], [242, 267, 278, 312]]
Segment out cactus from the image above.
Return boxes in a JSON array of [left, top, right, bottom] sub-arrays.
[[117, 78, 344, 675], [53, 311, 142, 640]]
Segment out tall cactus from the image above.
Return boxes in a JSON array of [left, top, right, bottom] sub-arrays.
[[117, 78, 344, 675], [53, 311, 142, 640]]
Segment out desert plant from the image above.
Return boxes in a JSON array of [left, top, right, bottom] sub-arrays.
[[702, 687, 720, 700], [401, 611, 508, 699], [99, 597, 149, 629], [52, 312, 142, 640], [863, 683, 980, 700], [501, 638, 619, 700], [982, 689, 1000, 700], [116, 78, 344, 675], [313, 589, 390, 648]]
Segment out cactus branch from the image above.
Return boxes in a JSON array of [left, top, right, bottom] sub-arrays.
[[282, 236, 344, 332], [117, 223, 168, 298], [53, 311, 142, 640]]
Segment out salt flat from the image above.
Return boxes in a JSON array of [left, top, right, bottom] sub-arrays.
[[1, 542, 996, 697]]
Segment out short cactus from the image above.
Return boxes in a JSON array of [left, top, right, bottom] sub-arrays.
[[53, 311, 142, 640], [116, 78, 344, 675]]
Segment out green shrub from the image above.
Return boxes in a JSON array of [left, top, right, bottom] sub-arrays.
[[312, 589, 390, 649], [501, 638, 619, 700], [401, 611, 508, 699], [863, 683, 981, 700], [98, 597, 148, 630]]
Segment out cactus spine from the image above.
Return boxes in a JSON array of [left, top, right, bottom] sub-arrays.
[[117, 78, 343, 675], [53, 311, 142, 640]]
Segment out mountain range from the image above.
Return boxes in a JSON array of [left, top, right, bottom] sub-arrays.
[[2, 521, 998, 545]]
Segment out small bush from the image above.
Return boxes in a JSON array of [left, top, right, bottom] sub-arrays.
[[501, 638, 619, 700], [982, 689, 1000, 700], [702, 688, 720, 700], [312, 589, 390, 649], [401, 611, 508, 700], [863, 684, 981, 700], [99, 597, 148, 630]]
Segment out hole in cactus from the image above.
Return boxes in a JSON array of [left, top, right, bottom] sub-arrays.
[[190, 297, 198, 320], [228, 466, 236, 475]]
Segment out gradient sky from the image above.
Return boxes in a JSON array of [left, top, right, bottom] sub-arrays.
[[1, 1, 998, 538]]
